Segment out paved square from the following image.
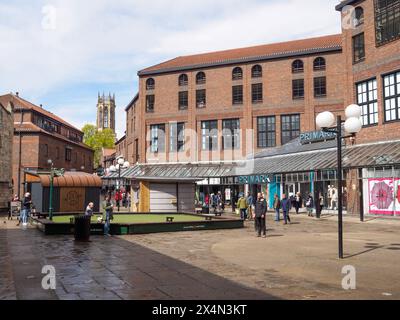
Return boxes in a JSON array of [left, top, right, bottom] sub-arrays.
[[1, 213, 399, 300]]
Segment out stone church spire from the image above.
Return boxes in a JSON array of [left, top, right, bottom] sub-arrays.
[[96, 93, 116, 132]]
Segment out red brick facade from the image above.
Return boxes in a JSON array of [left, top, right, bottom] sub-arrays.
[[0, 94, 94, 197], [135, 35, 345, 164], [339, 0, 400, 143]]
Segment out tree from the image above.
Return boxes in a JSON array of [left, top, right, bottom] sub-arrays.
[[82, 124, 115, 168]]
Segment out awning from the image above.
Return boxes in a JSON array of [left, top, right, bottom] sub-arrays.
[[103, 163, 237, 181], [230, 140, 400, 176], [26, 171, 102, 188]]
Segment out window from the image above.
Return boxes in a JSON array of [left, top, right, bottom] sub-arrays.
[[179, 91, 188, 110], [196, 72, 206, 85], [281, 114, 300, 145], [232, 67, 243, 80], [313, 57, 326, 71], [43, 144, 48, 157], [383, 71, 400, 122], [201, 120, 218, 151], [146, 95, 155, 112], [65, 148, 72, 161], [292, 60, 304, 73], [196, 89, 206, 108], [257, 116, 276, 148], [353, 33, 365, 63], [135, 139, 139, 163], [292, 79, 305, 99], [375, 0, 400, 46], [232, 85, 243, 105], [170, 122, 185, 152], [150, 124, 165, 153], [146, 78, 155, 90], [179, 74, 188, 86], [251, 65, 262, 78], [314, 77, 327, 97], [103, 107, 108, 128], [252, 83, 263, 103], [357, 79, 378, 126], [222, 119, 240, 150], [355, 7, 364, 26]]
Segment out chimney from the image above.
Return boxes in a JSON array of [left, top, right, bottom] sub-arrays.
[[16, 92, 19, 97]]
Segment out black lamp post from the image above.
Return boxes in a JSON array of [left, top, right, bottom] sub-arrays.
[[316, 105, 363, 259]]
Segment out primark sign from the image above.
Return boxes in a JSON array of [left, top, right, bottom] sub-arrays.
[[222, 175, 274, 185], [300, 130, 337, 145]]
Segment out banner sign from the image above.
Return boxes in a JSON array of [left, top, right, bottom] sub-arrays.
[[368, 178, 400, 216], [300, 130, 337, 144]]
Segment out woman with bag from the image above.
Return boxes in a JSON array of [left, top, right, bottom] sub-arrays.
[[306, 193, 314, 217]]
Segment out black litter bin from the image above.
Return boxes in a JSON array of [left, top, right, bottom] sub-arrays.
[[74, 215, 91, 241]]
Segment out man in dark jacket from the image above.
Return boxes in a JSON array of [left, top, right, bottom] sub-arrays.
[[254, 193, 267, 238], [281, 194, 291, 225]]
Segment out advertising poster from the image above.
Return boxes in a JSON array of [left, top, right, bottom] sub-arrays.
[[396, 179, 400, 216], [368, 178, 396, 216]]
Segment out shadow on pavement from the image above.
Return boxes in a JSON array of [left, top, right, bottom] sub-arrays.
[[1, 226, 279, 300]]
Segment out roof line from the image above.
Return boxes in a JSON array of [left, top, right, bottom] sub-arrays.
[[124, 93, 139, 111], [138, 45, 342, 76]]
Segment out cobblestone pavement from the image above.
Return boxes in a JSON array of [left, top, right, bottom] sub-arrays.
[[0, 218, 273, 300], [1, 213, 399, 300]]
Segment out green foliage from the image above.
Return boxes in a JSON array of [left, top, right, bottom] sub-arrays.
[[82, 124, 115, 168]]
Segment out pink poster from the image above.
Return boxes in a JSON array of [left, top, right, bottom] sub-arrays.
[[368, 178, 400, 216]]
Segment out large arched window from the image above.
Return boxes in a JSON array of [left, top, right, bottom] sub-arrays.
[[232, 67, 243, 80], [292, 60, 304, 73], [196, 72, 206, 85], [251, 65, 262, 78], [103, 107, 108, 128], [146, 78, 155, 90], [355, 7, 364, 26], [313, 57, 326, 71], [178, 74, 188, 86]]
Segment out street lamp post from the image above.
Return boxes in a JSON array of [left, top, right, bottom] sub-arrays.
[[110, 157, 130, 212], [47, 159, 65, 221], [316, 105, 363, 259]]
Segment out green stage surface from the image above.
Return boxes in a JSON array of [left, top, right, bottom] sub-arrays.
[[51, 214, 205, 224]]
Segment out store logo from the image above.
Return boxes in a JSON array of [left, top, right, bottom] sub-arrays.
[[341, 265, 356, 290], [300, 130, 337, 145], [41, 265, 56, 290]]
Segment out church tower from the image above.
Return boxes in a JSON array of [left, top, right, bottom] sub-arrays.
[[96, 93, 116, 132]]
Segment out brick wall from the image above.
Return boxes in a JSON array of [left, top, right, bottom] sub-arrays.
[[137, 51, 345, 163], [0, 104, 13, 209], [340, 0, 400, 144]]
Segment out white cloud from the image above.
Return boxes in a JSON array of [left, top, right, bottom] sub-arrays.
[[0, 0, 342, 138]]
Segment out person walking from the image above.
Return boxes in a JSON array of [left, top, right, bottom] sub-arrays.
[[20, 193, 32, 227], [294, 192, 302, 215], [254, 193, 267, 238], [281, 194, 291, 225], [246, 192, 254, 221], [316, 192, 324, 219], [102, 195, 114, 236], [306, 193, 314, 217], [85, 202, 94, 217], [273, 194, 281, 222], [236, 193, 248, 220]]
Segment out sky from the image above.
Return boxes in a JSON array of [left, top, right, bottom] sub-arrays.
[[0, 0, 341, 139]]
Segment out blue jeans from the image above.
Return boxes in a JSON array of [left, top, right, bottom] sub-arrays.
[[240, 208, 247, 220], [283, 211, 291, 224], [104, 211, 111, 235], [275, 208, 280, 221], [20, 209, 29, 224]]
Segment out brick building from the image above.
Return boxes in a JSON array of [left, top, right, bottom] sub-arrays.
[[115, 135, 127, 161], [136, 34, 345, 163], [337, 0, 400, 143], [0, 100, 14, 211], [0, 93, 94, 197], [124, 94, 140, 165], [117, 0, 400, 216]]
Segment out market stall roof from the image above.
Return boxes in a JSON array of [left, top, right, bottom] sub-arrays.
[[103, 162, 238, 181], [230, 140, 400, 176], [25, 171, 102, 188]]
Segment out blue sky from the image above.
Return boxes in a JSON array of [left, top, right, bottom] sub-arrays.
[[0, 0, 341, 138]]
